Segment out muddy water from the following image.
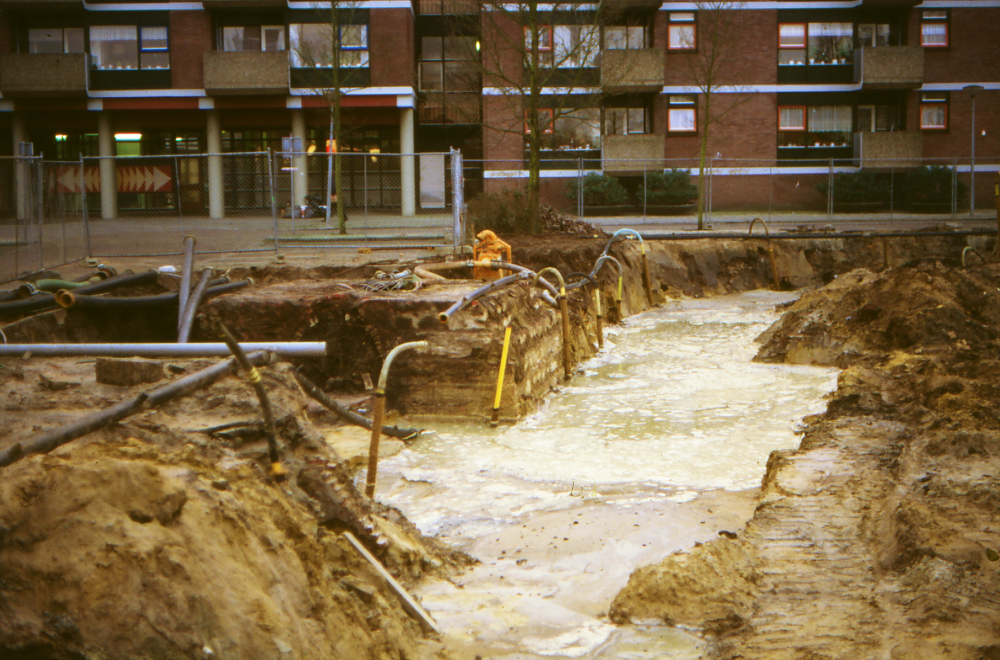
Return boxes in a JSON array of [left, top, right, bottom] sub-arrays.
[[375, 292, 838, 659]]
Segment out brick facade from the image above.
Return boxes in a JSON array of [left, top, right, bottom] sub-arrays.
[[170, 11, 211, 90], [370, 8, 414, 88]]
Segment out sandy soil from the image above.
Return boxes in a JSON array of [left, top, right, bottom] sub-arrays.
[[611, 260, 1000, 659]]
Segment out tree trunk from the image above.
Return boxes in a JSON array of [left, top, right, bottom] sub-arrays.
[[696, 92, 711, 231]]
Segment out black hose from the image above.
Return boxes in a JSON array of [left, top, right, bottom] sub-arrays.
[[65, 269, 157, 297], [0, 289, 21, 303], [218, 324, 284, 480], [0, 292, 58, 318], [0, 350, 271, 470], [439, 272, 531, 322], [564, 272, 597, 290], [293, 369, 421, 441], [60, 278, 241, 309]]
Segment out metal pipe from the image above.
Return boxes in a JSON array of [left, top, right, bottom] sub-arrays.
[[366, 340, 428, 498], [491, 326, 512, 427], [0, 350, 272, 470], [749, 217, 781, 291], [179, 235, 195, 330], [0, 341, 328, 359], [532, 268, 572, 380], [592, 255, 624, 314], [961, 246, 986, 268], [293, 370, 421, 440], [594, 289, 604, 350], [178, 268, 213, 343], [219, 324, 284, 480], [601, 228, 644, 256], [59, 279, 243, 310], [636, 229, 999, 241], [438, 272, 531, 323]]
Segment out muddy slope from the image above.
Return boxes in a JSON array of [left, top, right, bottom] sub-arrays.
[[611, 260, 1000, 659], [0, 360, 471, 660]]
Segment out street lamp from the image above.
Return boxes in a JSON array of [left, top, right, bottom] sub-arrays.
[[964, 85, 984, 215]]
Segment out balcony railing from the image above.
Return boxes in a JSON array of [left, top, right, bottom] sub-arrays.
[[0, 53, 88, 96], [853, 131, 923, 168], [854, 46, 923, 88], [601, 49, 664, 93], [602, 135, 665, 173], [204, 51, 289, 95]]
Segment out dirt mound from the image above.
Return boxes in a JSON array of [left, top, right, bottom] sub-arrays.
[[756, 261, 1000, 366], [611, 260, 1000, 659], [0, 360, 470, 660]]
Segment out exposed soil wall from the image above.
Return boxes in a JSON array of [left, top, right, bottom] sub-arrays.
[[610, 260, 1000, 659]]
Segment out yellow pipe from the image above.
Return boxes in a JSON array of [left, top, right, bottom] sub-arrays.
[[491, 326, 512, 426], [531, 268, 572, 380]]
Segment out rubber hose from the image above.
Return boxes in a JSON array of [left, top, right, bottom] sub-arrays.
[[0, 292, 58, 318], [59, 278, 240, 309], [293, 370, 421, 440]]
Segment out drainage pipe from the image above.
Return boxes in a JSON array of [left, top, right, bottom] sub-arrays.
[[366, 340, 428, 499], [0, 292, 57, 318], [18, 278, 96, 298], [491, 326, 512, 427], [0, 350, 272, 470], [532, 268, 572, 380], [594, 289, 604, 350], [219, 324, 284, 480], [414, 259, 489, 281], [58, 278, 244, 310], [179, 236, 195, 330], [0, 289, 21, 303], [593, 255, 624, 315], [437, 272, 531, 323], [0, 341, 327, 359], [293, 370, 420, 440], [178, 268, 214, 343], [601, 229, 654, 305], [748, 217, 780, 291]]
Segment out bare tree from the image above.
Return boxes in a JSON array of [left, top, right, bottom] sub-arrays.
[[680, 1, 752, 230], [290, 3, 368, 234], [477, 0, 637, 233]]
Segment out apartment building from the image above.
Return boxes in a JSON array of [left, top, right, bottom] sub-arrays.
[[0, 0, 996, 217]]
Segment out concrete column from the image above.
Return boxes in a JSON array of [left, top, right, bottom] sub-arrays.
[[291, 109, 308, 208], [12, 113, 28, 220], [400, 107, 415, 217], [206, 110, 224, 219], [97, 112, 117, 220]]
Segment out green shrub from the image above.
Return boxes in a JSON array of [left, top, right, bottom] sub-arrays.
[[904, 165, 967, 205], [467, 188, 534, 235], [639, 169, 698, 206], [565, 173, 630, 207], [816, 169, 890, 204]]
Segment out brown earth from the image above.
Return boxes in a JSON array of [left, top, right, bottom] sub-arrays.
[[610, 259, 1000, 659]]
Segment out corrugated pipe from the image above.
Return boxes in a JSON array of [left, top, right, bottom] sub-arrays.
[[178, 268, 214, 343], [293, 369, 421, 440], [58, 278, 243, 309], [0, 341, 329, 358], [0, 350, 274, 470], [0, 292, 57, 318]]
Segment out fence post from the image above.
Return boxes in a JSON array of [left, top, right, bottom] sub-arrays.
[[35, 156, 44, 271], [267, 148, 279, 259], [643, 168, 647, 220], [80, 154, 92, 259], [768, 164, 773, 223], [451, 148, 464, 254], [889, 162, 895, 221], [827, 158, 834, 222], [173, 155, 184, 232], [325, 114, 334, 228], [707, 156, 713, 227]]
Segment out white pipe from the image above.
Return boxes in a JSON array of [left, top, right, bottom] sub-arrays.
[[0, 343, 329, 358]]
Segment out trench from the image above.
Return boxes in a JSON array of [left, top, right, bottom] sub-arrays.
[[369, 291, 839, 659]]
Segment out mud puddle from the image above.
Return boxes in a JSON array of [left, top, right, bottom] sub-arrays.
[[372, 292, 838, 658]]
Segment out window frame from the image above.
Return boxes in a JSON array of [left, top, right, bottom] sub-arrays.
[[919, 93, 948, 130], [920, 10, 949, 48], [289, 22, 369, 69], [668, 12, 696, 51], [778, 23, 806, 50], [138, 26, 170, 70], [27, 27, 85, 54], [667, 95, 697, 133], [778, 105, 807, 131], [525, 108, 554, 135], [524, 25, 553, 53]]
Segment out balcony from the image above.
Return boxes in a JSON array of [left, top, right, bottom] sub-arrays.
[[601, 49, 664, 93], [853, 131, 923, 169], [854, 46, 923, 89], [0, 53, 88, 97], [602, 135, 664, 173], [204, 51, 289, 95]]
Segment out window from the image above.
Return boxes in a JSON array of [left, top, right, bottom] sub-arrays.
[[524, 26, 553, 53], [668, 13, 696, 50], [668, 95, 696, 132], [778, 23, 806, 66], [28, 28, 84, 54], [605, 107, 648, 135], [90, 26, 169, 70], [553, 25, 599, 68], [921, 10, 948, 47], [550, 108, 601, 151], [525, 108, 554, 135], [807, 23, 852, 65], [778, 105, 850, 147], [221, 25, 285, 52], [920, 93, 948, 129], [857, 24, 891, 48], [290, 23, 368, 68], [419, 36, 479, 124], [604, 26, 646, 50]]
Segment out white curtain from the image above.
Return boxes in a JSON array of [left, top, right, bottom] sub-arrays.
[[90, 26, 138, 70], [808, 105, 851, 132]]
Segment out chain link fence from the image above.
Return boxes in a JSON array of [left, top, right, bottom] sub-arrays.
[[474, 155, 999, 231], [1, 150, 464, 282]]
